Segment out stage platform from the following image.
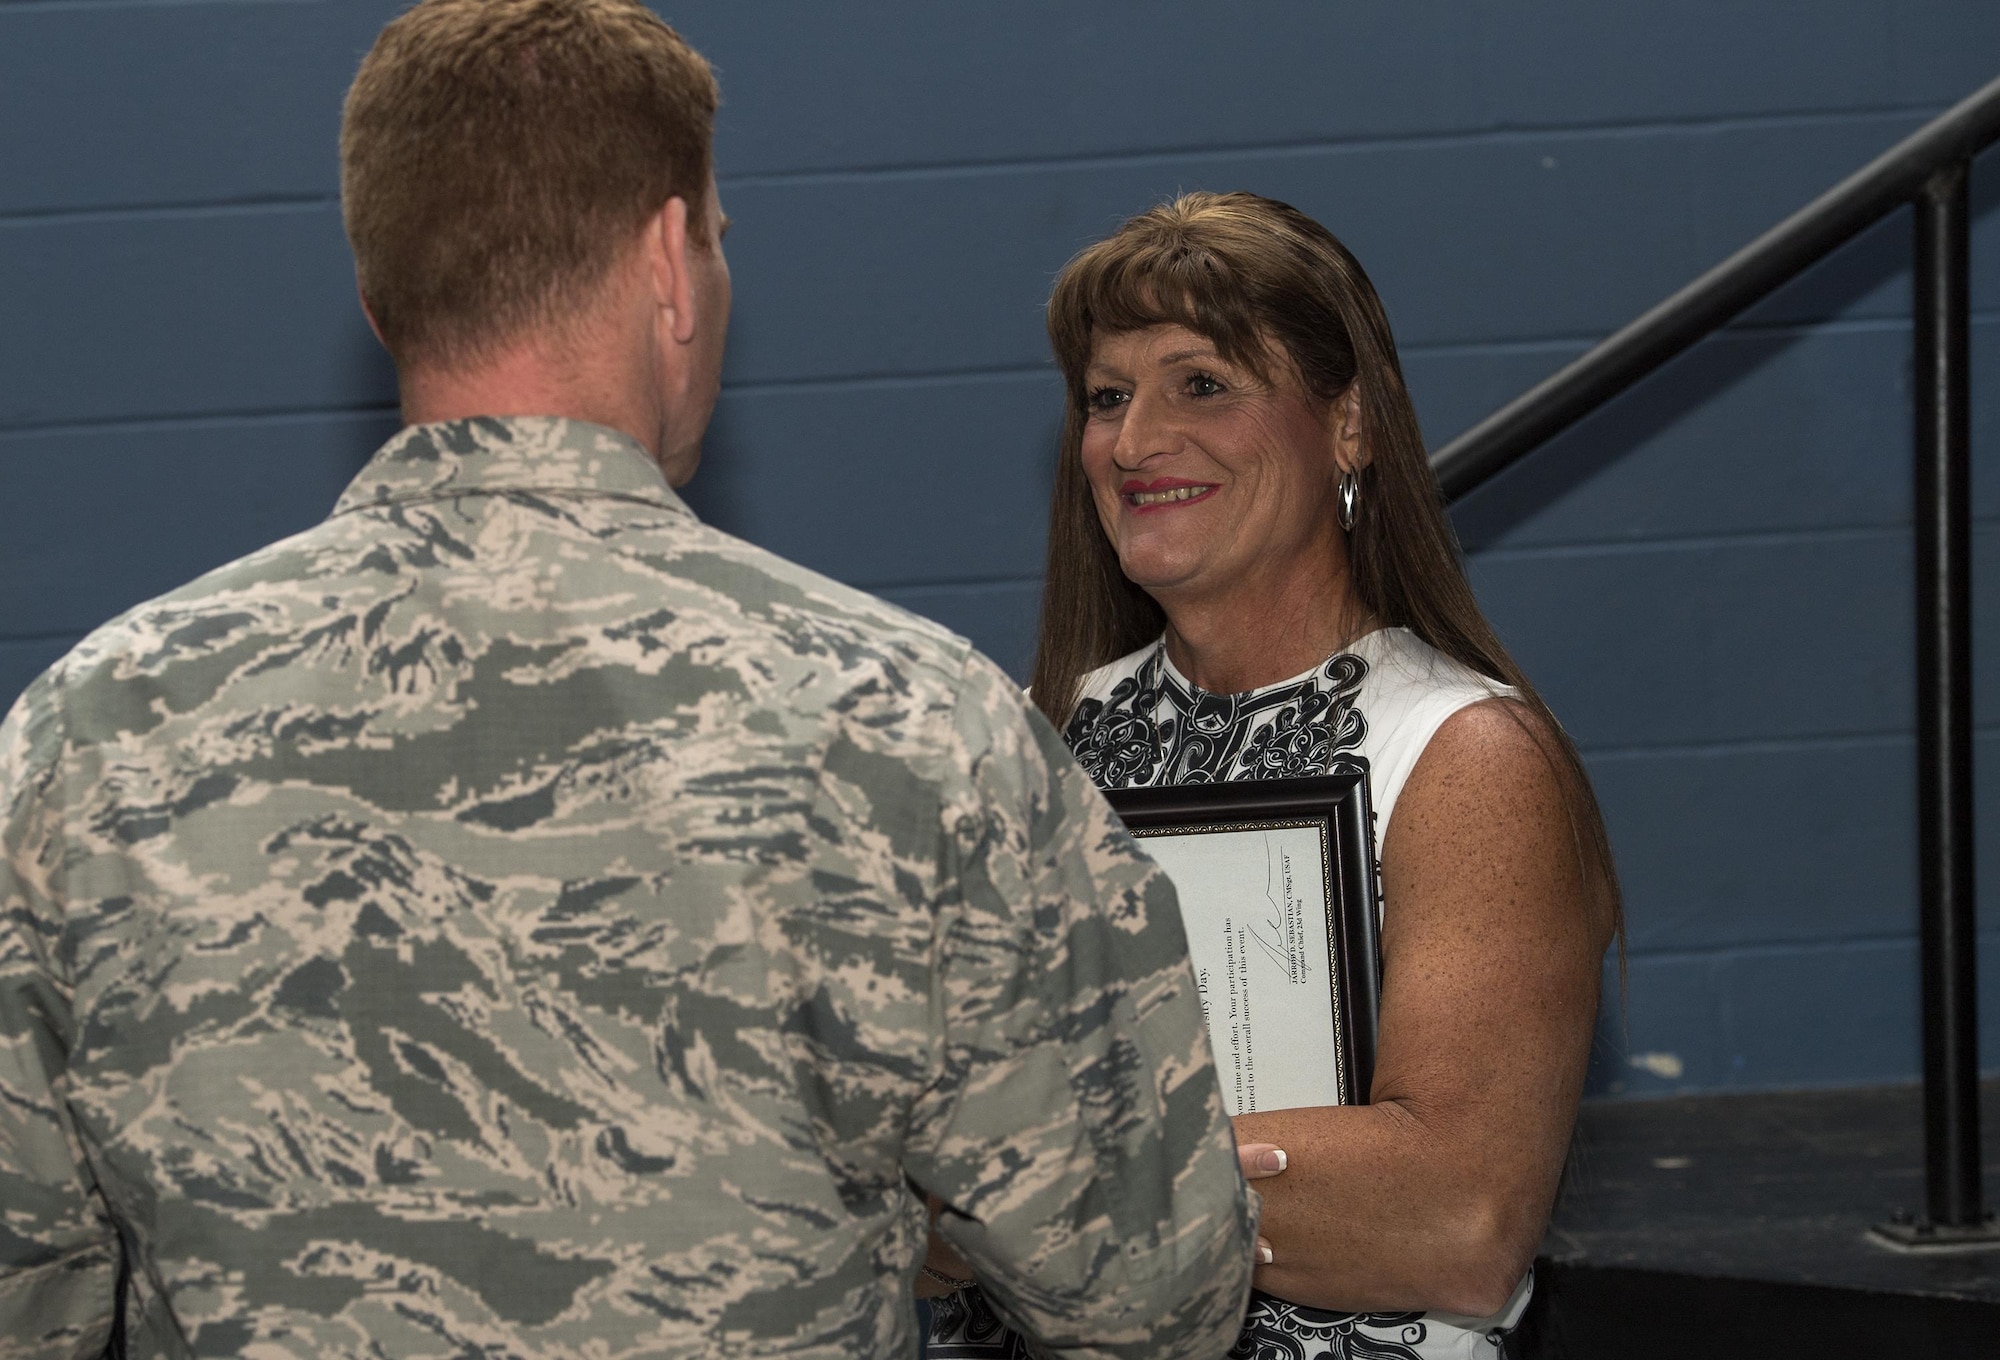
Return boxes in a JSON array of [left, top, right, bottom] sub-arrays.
[[1517, 1079, 2000, 1358]]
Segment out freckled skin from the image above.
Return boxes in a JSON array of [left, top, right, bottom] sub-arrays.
[[1235, 701, 1610, 1315]]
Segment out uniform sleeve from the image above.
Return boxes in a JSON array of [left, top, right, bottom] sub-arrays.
[[903, 652, 1256, 1360], [0, 676, 122, 1359]]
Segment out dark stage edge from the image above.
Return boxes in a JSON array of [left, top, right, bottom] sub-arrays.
[[1515, 1080, 2000, 1359]]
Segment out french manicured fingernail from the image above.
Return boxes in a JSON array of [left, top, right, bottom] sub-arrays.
[[1258, 1148, 1288, 1174], [1256, 1239, 1274, 1265]]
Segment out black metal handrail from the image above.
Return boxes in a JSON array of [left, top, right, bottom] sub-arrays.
[[1432, 73, 2000, 1243], [1432, 71, 2000, 498]]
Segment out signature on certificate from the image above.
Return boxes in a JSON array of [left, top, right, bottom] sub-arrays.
[[1246, 831, 1311, 983]]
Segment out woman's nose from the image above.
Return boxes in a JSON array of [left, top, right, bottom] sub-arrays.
[[1111, 396, 1173, 468]]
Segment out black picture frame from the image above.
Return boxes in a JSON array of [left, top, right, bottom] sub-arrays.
[[1105, 770, 1383, 1107]]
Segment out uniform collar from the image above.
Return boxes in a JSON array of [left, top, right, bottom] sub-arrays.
[[332, 416, 694, 519]]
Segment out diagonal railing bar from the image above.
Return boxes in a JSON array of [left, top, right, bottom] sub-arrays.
[[1430, 70, 2000, 501], [1429, 72, 2000, 1244]]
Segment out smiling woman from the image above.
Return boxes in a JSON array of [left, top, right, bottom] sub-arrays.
[[924, 192, 1621, 1360], [1077, 324, 1361, 695]]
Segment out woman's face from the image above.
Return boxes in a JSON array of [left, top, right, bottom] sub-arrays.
[[1080, 323, 1356, 611]]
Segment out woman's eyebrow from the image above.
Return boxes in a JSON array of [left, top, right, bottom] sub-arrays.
[[1157, 347, 1220, 366]]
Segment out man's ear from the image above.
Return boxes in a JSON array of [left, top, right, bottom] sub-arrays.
[[646, 196, 697, 346], [356, 275, 387, 349], [1330, 383, 1369, 475]]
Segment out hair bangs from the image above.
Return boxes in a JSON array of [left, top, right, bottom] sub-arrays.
[[1050, 225, 1276, 404]]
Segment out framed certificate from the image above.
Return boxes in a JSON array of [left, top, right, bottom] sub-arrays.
[[1106, 772, 1382, 1114]]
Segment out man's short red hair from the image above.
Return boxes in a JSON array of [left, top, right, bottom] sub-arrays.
[[340, 0, 719, 370]]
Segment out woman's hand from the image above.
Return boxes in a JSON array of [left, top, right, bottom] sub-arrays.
[[1238, 1141, 1287, 1266]]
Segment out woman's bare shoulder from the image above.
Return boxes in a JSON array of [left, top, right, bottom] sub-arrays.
[[1409, 696, 1565, 797], [1386, 695, 1612, 952]]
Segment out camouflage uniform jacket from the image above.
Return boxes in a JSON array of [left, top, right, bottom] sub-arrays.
[[0, 418, 1255, 1359]]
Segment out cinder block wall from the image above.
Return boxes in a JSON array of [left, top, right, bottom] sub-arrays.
[[2, 0, 1996, 1097]]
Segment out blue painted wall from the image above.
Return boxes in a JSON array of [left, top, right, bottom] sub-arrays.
[[2, 0, 1997, 1099]]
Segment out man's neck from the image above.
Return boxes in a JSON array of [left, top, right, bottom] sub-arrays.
[[399, 338, 662, 462]]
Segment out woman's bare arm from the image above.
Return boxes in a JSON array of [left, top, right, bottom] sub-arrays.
[[1231, 699, 1612, 1317]]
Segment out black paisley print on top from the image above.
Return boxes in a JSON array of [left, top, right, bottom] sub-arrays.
[[1064, 643, 1369, 788], [1229, 1294, 1429, 1360], [923, 1286, 1033, 1359], [927, 643, 1462, 1360]]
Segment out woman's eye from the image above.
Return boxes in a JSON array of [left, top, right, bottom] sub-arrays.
[[1087, 386, 1128, 413], [1187, 372, 1225, 398]]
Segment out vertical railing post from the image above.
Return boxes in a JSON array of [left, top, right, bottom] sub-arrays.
[[1911, 159, 1986, 1236]]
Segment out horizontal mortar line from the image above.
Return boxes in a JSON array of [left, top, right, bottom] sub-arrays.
[[1583, 1083, 2000, 1107], [1624, 944, 1920, 968], [1468, 521, 1939, 561], [1405, 336, 1595, 361], [1619, 933, 1982, 966], [0, 192, 337, 230], [8, 292, 1997, 433], [0, 403, 400, 442], [717, 103, 1953, 189], [1459, 521, 2000, 561], [0, 369, 1049, 434], [0, 100, 1978, 220], [3, 117, 1980, 230], [721, 363, 1056, 397], [1577, 727, 2000, 762], [1471, 515, 2000, 560], [1471, 525, 2000, 562], [1, 0, 318, 14], [670, 295, 2000, 393], [870, 574, 1043, 594], [1723, 307, 2000, 338], [1479, 101, 1956, 141], [1408, 308, 2000, 361], [0, 629, 86, 648]]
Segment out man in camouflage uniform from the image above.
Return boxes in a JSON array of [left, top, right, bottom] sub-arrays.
[[0, 2, 1255, 1356]]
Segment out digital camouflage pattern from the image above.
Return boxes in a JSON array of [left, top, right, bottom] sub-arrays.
[[0, 418, 1255, 1359]]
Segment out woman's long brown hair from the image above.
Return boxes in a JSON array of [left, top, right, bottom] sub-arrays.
[[1031, 191, 1620, 931]]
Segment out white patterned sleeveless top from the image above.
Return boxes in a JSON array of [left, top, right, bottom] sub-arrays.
[[1070, 626, 1531, 1360]]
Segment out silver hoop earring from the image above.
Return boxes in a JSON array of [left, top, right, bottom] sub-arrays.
[[1337, 470, 1360, 533]]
